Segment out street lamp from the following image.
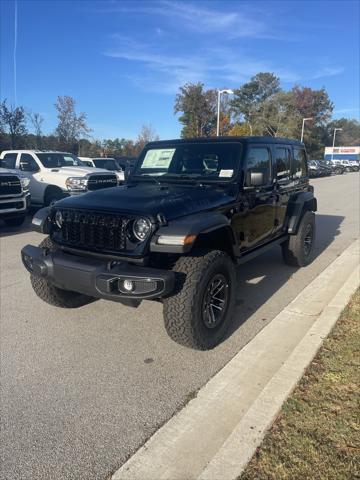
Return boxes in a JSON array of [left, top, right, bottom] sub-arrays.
[[331, 128, 342, 162], [300, 117, 313, 142], [217, 89, 234, 136]]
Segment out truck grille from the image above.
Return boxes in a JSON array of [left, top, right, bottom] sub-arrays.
[[0, 175, 22, 196], [53, 209, 133, 253], [87, 174, 117, 191]]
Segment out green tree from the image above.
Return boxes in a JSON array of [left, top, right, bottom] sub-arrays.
[[231, 72, 281, 130], [174, 83, 217, 137], [323, 118, 360, 146]]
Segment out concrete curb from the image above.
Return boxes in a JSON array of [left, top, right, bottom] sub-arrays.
[[112, 239, 359, 480], [198, 266, 359, 480]]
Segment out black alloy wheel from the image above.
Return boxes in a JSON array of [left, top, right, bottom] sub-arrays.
[[202, 273, 229, 329]]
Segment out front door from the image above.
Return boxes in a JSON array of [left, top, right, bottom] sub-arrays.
[[17, 153, 43, 204], [232, 145, 277, 251]]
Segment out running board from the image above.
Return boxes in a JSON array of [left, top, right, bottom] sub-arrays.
[[236, 235, 287, 265]]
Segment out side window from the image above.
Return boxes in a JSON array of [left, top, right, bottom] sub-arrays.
[[293, 148, 307, 178], [0, 153, 17, 169], [275, 147, 291, 183], [20, 154, 39, 172], [246, 147, 271, 185]]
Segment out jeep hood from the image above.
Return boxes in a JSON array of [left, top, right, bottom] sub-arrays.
[[56, 182, 237, 221], [47, 166, 113, 177]]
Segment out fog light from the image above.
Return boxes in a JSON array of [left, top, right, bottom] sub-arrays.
[[22, 254, 33, 272], [123, 279, 134, 292]]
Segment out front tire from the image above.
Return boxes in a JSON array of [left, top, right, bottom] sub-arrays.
[[30, 237, 94, 308], [44, 190, 66, 207], [163, 250, 236, 350], [282, 211, 316, 267]]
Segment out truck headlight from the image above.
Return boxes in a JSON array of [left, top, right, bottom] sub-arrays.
[[20, 177, 30, 190], [65, 177, 88, 191], [133, 218, 151, 241]]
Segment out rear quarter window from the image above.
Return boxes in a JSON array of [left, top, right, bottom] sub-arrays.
[[293, 148, 307, 178]]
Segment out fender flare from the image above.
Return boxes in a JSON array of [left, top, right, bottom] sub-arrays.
[[32, 207, 51, 234], [150, 212, 235, 254], [287, 192, 317, 234]]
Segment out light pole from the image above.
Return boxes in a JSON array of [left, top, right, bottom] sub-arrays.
[[331, 128, 342, 162], [300, 117, 313, 142], [217, 89, 234, 136]]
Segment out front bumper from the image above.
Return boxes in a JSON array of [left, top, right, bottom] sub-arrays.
[[21, 244, 175, 303], [0, 192, 30, 218]]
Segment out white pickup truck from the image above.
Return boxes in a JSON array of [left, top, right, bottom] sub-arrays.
[[0, 168, 31, 226], [78, 157, 125, 182], [0, 150, 119, 206]]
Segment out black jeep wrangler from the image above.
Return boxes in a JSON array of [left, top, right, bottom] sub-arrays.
[[21, 137, 317, 350]]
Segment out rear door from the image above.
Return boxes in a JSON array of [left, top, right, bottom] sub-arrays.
[[273, 145, 292, 234], [233, 144, 277, 250]]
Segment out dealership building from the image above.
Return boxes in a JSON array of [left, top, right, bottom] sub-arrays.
[[324, 146, 360, 161]]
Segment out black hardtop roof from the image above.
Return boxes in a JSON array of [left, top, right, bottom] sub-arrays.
[[147, 136, 304, 147]]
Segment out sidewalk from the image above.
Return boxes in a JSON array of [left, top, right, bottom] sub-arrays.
[[240, 289, 359, 479], [112, 239, 360, 480]]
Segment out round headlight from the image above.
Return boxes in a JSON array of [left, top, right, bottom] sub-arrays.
[[133, 218, 151, 241], [55, 210, 63, 228]]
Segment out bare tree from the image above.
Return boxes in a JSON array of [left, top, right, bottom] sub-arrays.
[[55, 96, 91, 151], [29, 112, 44, 148], [135, 124, 159, 153], [0, 100, 27, 148]]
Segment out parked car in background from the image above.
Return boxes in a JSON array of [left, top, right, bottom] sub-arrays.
[[0, 150, 119, 206], [308, 160, 333, 177], [78, 157, 125, 182], [347, 159, 360, 172], [0, 168, 30, 226], [324, 160, 345, 175], [316, 160, 332, 176], [308, 160, 322, 177], [332, 159, 359, 172]]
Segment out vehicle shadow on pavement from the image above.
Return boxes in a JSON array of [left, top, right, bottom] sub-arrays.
[[0, 213, 35, 237], [225, 213, 344, 339]]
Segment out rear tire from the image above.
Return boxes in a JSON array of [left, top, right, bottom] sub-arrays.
[[4, 216, 25, 227], [282, 211, 316, 267], [163, 249, 236, 350], [30, 237, 94, 308]]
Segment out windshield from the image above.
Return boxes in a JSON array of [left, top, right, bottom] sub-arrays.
[[93, 159, 121, 171], [134, 142, 242, 182], [36, 153, 85, 168]]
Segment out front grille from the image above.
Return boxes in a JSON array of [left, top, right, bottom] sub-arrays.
[[0, 200, 24, 210], [0, 175, 22, 196], [87, 174, 117, 191], [54, 209, 133, 253]]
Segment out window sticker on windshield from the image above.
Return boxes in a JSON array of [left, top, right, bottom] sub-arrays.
[[219, 169, 233, 177], [142, 149, 175, 169]]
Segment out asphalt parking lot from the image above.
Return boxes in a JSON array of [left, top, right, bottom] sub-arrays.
[[0, 173, 359, 480]]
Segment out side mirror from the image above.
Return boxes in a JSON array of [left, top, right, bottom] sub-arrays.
[[125, 164, 135, 181], [246, 170, 265, 187], [20, 162, 39, 173]]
